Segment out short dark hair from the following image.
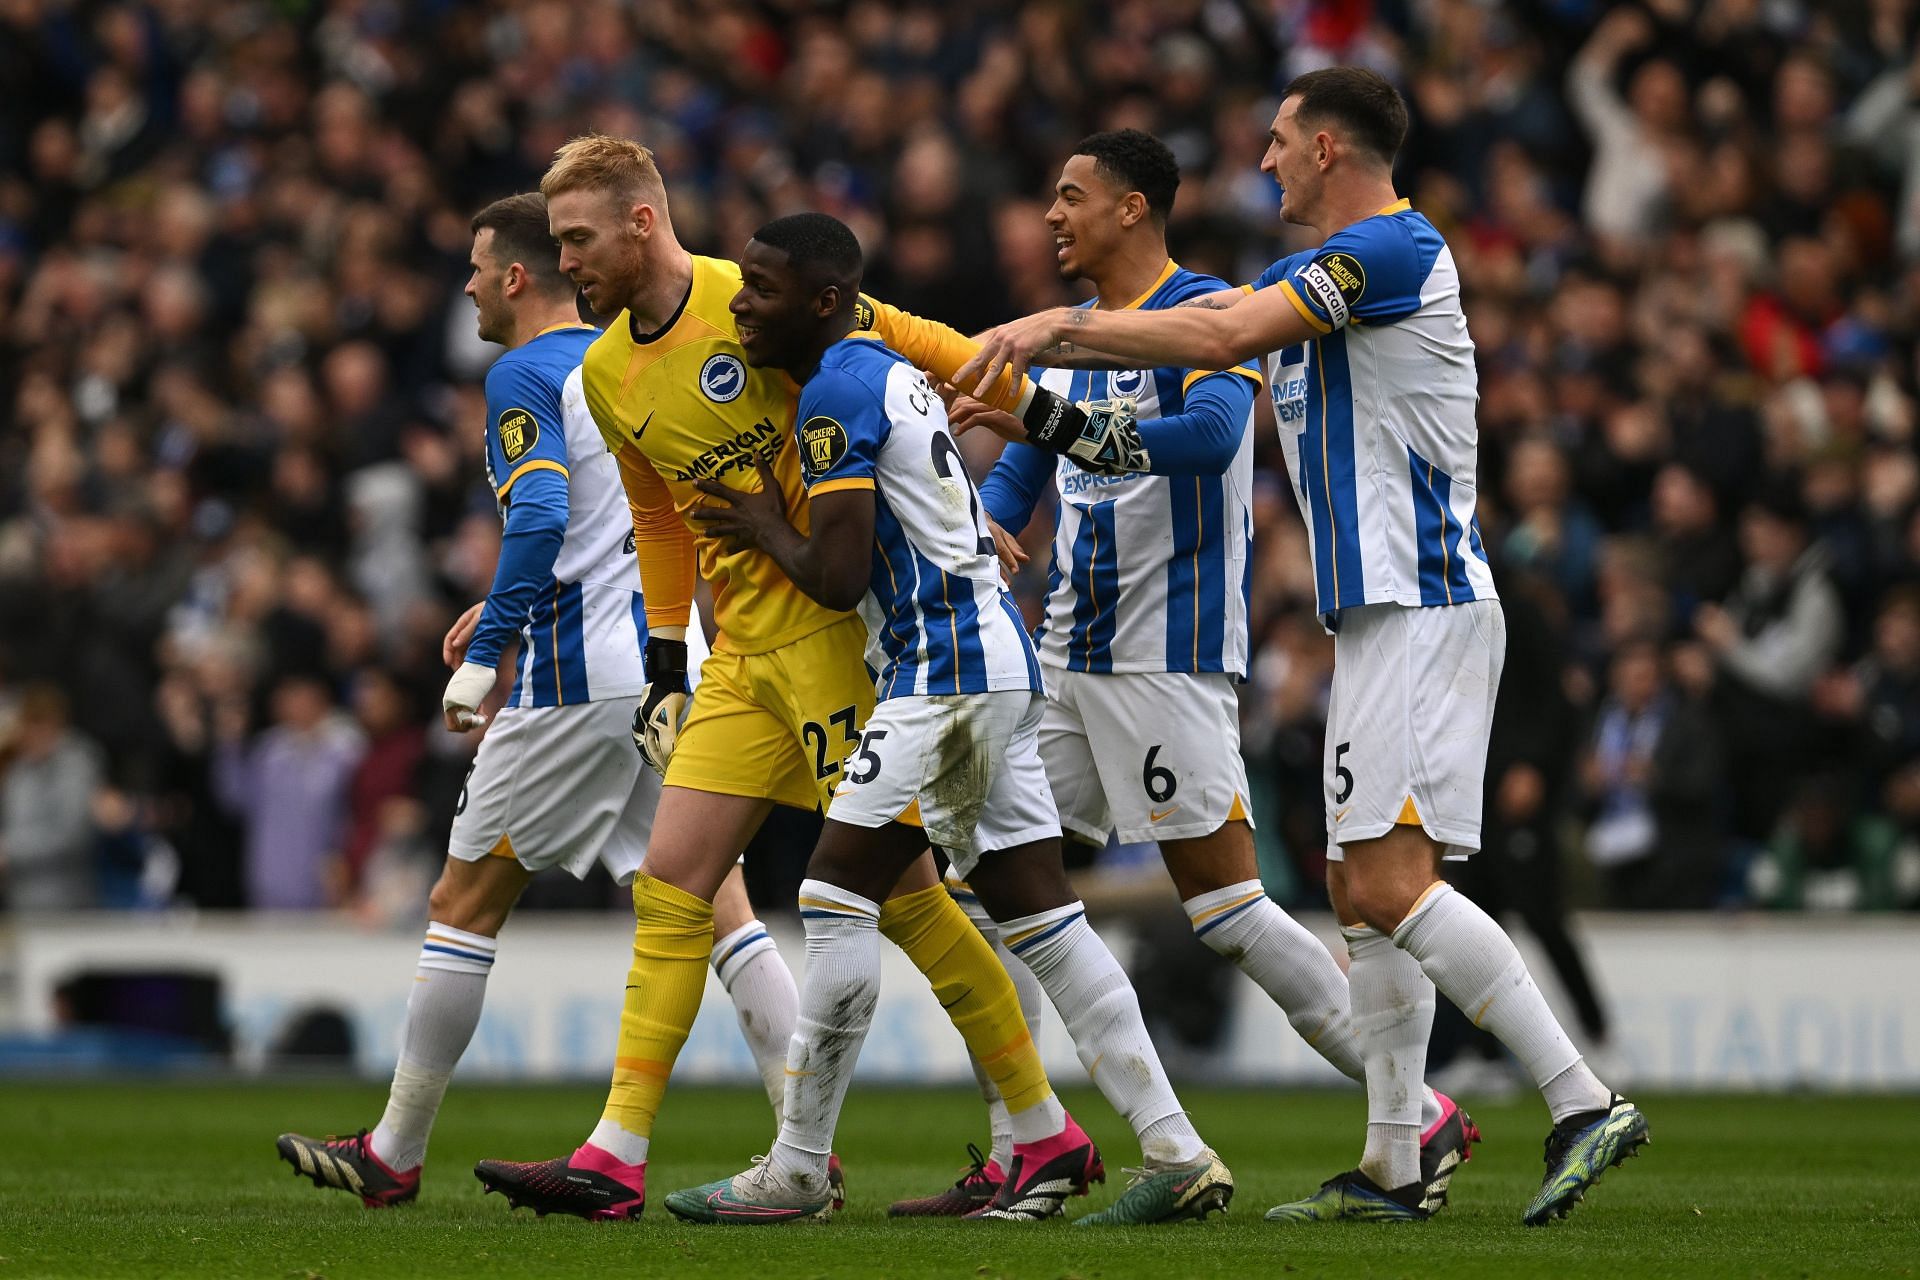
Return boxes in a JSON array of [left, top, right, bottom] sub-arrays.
[[1072, 128, 1181, 222], [470, 193, 571, 294], [1282, 67, 1408, 166], [749, 212, 864, 293]]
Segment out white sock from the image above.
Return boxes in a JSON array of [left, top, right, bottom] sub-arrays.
[[712, 919, 799, 1127], [1185, 881, 1367, 1080], [1393, 884, 1610, 1123], [1344, 924, 1432, 1190], [369, 921, 496, 1170], [587, 1117, 649, 1166], [768, 880, 881, 1194], [950, 876, 1044, 1171], [1001, 902, 1202, 1165]]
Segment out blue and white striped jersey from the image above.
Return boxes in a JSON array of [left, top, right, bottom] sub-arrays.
[[1005, 263, 1259, 676], [1251, 201, 1496, 623], [470, 324, 653, 708], [798, 337, 1041, 700]]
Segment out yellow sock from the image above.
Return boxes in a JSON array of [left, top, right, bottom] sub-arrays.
[[879, 882, 1053, 1117], [601, 874, 714, 1141]]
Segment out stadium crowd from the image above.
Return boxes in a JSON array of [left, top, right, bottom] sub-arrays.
[[2, 0, 1918, 918]]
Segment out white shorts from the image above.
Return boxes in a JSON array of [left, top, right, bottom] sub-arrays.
[[1324, 599, 1505, 861], [449, 699, 659, 884], [1040, 667, 1254, 845], [825, 689, 1059, 878]]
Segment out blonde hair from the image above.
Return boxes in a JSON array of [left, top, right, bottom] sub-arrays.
[[540, 133, 668, 211]]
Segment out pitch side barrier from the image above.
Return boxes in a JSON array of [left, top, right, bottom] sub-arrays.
[[5, 913, 1916, 1089]]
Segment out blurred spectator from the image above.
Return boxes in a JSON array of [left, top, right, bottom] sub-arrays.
[[342, 667, 426, 894], [1567, 6, 1687, 246], [213, 675, 364, 910], [1504, 435, 1603, 614], [1650, 462, 1741, 622], [1582, 638, 1726, 909], [1695, 485, 1845, 841], [0, 684, 106, 911], [1814, 587, 1920, 828]]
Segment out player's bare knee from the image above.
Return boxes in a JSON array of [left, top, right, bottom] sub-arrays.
[[711, 865, 756, 935], [807, 819, 919, 904], [1344, 877, 1412, 934], [1161, 821, 1257, 900], [427, 860, 522, 936], [968, 838, 1075, 920]]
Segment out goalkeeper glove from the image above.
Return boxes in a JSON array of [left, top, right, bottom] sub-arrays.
[[441, 660, 496, 730], [1020, 387, 1151, 476], [633, 635, 690, 776]]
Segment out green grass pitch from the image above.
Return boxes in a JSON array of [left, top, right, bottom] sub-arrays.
[[1, 1082, 1915, 1278]]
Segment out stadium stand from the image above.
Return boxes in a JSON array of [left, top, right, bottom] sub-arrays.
[[0, 0, 1916, 920]]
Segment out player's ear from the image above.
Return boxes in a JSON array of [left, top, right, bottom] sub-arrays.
[[1315, 128, 1337, 170], [630, 201, 654, 239], [1119, 191, 1148, 229], [816, 283, 841, 319], [502, 261, 524, 299]]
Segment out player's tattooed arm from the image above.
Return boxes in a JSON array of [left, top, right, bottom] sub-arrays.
[[1028, 310, 1131, 370], [963, 284, 1302, 383], [691, 454, 873, 612]]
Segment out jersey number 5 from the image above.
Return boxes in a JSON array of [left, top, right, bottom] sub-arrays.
[[931, 430, 996, 557]]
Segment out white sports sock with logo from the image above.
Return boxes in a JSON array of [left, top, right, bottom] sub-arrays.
[[711, 920, 799, 1127], [1000, 903, 1202, 1165], [767, 880, 882, 1195], [1393, 884, 1610, 1123], [370, 922, 496, 1171]]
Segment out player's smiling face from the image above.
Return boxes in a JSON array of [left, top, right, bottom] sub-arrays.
[[1261, 96, 1319, 225], [1047, 154, 1126, 282], [549, 188, 639, 317], [730, 239, 819, 370]]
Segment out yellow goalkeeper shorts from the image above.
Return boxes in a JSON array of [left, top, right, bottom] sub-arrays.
[[666, 614, 877, 812]]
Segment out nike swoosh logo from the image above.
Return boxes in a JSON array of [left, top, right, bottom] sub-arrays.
[[1334, 806, 1352, 822], [632, 411, 654, 440], [1149, 806, 1179, 823]]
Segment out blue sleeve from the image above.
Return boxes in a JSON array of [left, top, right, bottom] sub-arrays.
[[1248, 251, 1308, 293], [466, 467, 568, 668], [1279, 215, 1434, 331], [484, 355, 572, 500], [1132, 370, 1256, 476], [796, 366, 888, 491], [980, 441, 1054, 530]]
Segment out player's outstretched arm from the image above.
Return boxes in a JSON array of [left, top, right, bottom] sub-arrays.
[[690, 454, 872, 613], [959, 286, 1314, 394], [864, 293, 1031, 414]]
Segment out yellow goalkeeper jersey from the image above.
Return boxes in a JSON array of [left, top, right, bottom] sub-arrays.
[[581, 253, 1028, 656]]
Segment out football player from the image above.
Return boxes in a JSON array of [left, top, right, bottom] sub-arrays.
[[961, 70, 1647, 1227]]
